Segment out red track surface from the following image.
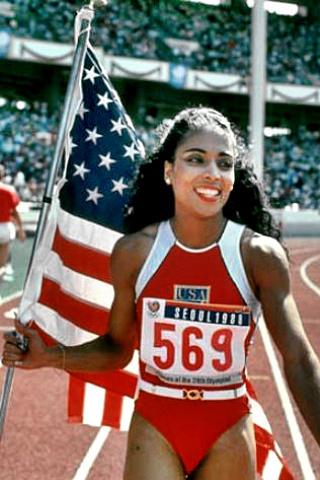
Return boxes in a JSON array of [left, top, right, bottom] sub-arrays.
[[0, 237, 319, 480]]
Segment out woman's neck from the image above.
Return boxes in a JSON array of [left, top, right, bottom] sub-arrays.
[[170, 214, 227, 249]]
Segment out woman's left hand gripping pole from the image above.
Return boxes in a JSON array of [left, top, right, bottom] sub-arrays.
[[0, 324, 29, 442]]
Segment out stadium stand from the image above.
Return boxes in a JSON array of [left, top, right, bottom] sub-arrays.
[[265, 127, 320, 209], [6, 0, 320, 85], [0, 100, 60, 201]]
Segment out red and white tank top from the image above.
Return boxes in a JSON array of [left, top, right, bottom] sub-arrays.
[[135, 220, 261, 392]]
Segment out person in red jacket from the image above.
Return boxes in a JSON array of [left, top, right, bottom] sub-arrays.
[[0, 165, 25, 273]]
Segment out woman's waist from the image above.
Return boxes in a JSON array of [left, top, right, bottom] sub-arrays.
[[138, 362, 246, 399]]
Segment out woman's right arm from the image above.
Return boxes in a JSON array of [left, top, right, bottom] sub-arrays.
[[2, 234, 140, 372]]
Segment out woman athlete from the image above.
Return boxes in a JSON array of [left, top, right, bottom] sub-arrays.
[[3, 107, 320, 479]]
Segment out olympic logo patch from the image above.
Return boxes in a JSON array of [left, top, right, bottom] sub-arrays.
[[147, 300, 161, 316]]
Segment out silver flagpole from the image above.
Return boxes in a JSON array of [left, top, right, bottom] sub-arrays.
[[0, 0, 107, 443], [249, 0, 267, 180]]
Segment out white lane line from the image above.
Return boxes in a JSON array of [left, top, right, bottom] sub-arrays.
[[259, 316, 315, 480], [289, 247, 320, 256], [300, 255, 320, 298], [2, 308, 18, 320], [0, 291, 22, 307], [0, 326, 15, 332], [72, 426, 111, 480]]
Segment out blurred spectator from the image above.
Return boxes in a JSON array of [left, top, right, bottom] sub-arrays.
[[0, 99, 59, 201], [0, 164, 25, 280], [264, 127, 320, 209]]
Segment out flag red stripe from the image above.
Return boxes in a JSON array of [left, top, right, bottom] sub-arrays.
[[31, 322, 133, 426], [280, 467, 295, 480], [31, 320, 136, 398], [53, 226, 111, 282], [68, 376, 86, 423], [67, 378, 124, 428], [256, 445, 269, 477], [254, 419, 294, 479], [31, 322, 58, 346], [39, 277, 110, 336], [102, 391, 123, 428], [254, 424, 275, 450], [73, 370, 137, 399]]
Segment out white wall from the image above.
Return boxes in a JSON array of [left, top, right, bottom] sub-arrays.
[[272, 209, 320, 237]]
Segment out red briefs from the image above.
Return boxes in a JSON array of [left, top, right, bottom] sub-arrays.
[[135, 390, 250, 475]]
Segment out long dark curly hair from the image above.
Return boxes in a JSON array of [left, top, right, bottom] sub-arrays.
[[125, 107, 282, 242]]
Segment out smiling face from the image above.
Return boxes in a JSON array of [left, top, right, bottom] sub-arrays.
[[164, 127, 235, 221]]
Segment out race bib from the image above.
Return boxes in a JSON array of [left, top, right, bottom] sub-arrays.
[[141, 298, 252, 386]]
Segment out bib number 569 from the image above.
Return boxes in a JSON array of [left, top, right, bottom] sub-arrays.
[[153, 322, 232, 372]]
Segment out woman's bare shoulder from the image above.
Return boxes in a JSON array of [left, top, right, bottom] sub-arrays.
[[241, 227, 290, 297], [111, 223, 159, 285], [114, 223, 158, 256], [241, 228, 287, 265]]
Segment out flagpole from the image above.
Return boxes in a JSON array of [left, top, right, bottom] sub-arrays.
[[0, 0, 107, 443], [27, 1, 96, 273]]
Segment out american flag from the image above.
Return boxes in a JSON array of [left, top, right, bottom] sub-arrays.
[[18, 45, 143, 428], [18, 45, 293, 478]]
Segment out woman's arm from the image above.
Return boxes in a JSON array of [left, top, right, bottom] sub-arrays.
[[2, 234, 142, 372], [246, 233, 320, 445]]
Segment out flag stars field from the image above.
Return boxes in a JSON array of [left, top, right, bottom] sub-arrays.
[[86, 186, 104, 205], [73, 162, 90, 180], [97, 92, 113, 110], [85, 126, 103, 145], [67, 136, 78, 153], [110, 117, 127, 136], [98, 153, 116, 171], [124, 142, 140, 161], [78, 101, 89, 120], [84, 65, 100, 84], [111, 177, 129, 195]]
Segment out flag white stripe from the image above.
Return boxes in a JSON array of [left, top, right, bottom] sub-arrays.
[[43, 251, 114, 308], [83, 383, 106, 426], [250, 397, 273, 433], [31, 303, 98, 345], [262, 450, 283, 480], [18, 201, 116, 323], [124, 351, 139, 375], [120, 395, 134, 431], [59, 208, 123, 253], [82, 382, 134, 431]]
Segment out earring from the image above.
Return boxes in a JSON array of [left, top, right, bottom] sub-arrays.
[[165, 178, 171, 185]]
